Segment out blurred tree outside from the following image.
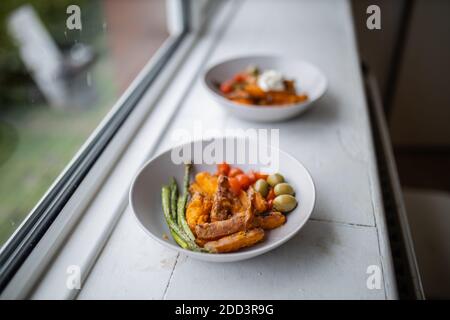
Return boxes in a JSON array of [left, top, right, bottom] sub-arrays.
[[0, 0, 118, 245]]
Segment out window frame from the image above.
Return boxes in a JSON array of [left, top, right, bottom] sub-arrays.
[[0, 0, 191, 292]]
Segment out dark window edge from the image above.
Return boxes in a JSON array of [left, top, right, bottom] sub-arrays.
[[363, 62, 424, 299]]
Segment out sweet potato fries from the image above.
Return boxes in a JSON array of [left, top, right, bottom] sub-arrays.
[[186, 166, 286, 253], [162, 163, 290, 253], [219, 66, 308, 106]]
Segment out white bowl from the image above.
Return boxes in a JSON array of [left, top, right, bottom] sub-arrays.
[[203, 55, 327, 122], [129, 137, 315, 262]]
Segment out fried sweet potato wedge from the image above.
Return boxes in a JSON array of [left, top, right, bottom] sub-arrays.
[[253, 189, 268, 214], [210, 175, 234, 222], [195, 238, 208, 247], [253, 211, 286, 230], [267, 91, 308, 105], [195, 214, 247, 240], [239, 187, 267, 214], [189, 172, 217, 197], [243, 84, 265, 98], [232, 190, 248, 215], [229, 97, 253, 105], [186, 192, 212, 232], [204, 228, 265, 253], [196, 189, 255, 240], [238, 189, 250, 208]]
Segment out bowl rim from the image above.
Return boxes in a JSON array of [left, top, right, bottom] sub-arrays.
[[129, 136, 316, 260], [202, 54, 328, 110]]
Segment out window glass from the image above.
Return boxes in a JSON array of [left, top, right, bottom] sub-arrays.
[[0, 0, 169, 246]]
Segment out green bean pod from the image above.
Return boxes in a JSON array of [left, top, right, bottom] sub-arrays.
[[161, 186, 191, 244], [177, 164, 196, 242], [170, 178, 178, 219], [170, 228, 189, 249]]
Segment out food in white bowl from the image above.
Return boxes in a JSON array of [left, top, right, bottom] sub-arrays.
[[203, 56, 327, 122], [161, 162, 298, 253], [129, 137, 315, 262], [219, 65, 308, 106]]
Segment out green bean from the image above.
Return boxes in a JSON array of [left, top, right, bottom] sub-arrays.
[[162, 185, 199, 250], [170, 228, 188, 249], [170, 178, 178, 220], [177, 164, 196, 242], [183, 163, 191, 190], [162, 186, 191, 243], [176, 163, 191, 227], [177, 197, 185, 227]]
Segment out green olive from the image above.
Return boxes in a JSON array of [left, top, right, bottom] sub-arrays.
[[254, 179, 269, 197], [273, 195, 297, 213], [267, 173, 285, 187], [274, 183, 295, 196]]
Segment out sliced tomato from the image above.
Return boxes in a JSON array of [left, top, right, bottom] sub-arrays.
[[236, 174, 251, 189], [246, 170, 257, 184], [255, 172, 269, 180], [233, 73, 246, 82], [229, 167, 244, 177], [228, 177, 241, 195], [220, 81, 233, 94], [217, 162, 230, 176]]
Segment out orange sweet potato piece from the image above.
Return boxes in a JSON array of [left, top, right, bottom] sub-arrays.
[[253, 190, 268, 214], [189, 172, 218, 197], [244, 84, 265, 98], [186, 193, 212, 232], [204, 228, 265, 253], [196, 189, 255, 240], [195, 214, 247, 240], [229, 97, 254, 105], [253, 211, 286, 230]]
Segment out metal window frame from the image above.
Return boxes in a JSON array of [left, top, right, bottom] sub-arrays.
[[0, 0, 191, 293], [363, 63, 424, 299]]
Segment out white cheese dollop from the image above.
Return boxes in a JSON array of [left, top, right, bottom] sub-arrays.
[[257, 70, 285, 92]]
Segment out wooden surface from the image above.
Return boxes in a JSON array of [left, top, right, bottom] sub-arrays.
[[78, 0, 397, 299]]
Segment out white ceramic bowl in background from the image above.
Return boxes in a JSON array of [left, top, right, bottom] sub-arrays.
[[129, 137, 315, 262], [203, 55, 327, 122]]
